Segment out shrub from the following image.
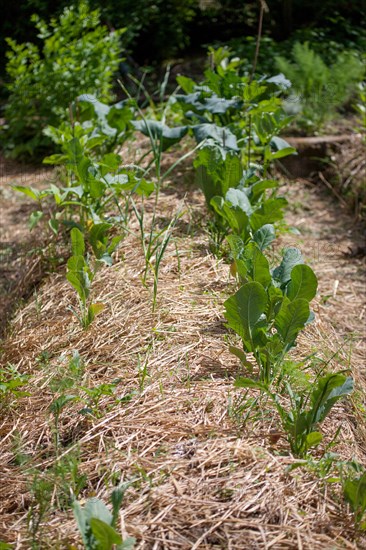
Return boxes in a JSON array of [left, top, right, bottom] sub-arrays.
[[275, 42, 365, 131], [1, 2, 123, 158]]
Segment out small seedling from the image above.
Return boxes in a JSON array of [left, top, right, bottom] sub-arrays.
[[66, 227, 105, 329], [73, 484, 136, 550]]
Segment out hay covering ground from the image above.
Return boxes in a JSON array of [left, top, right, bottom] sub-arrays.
[[0, 149, 365, 549]]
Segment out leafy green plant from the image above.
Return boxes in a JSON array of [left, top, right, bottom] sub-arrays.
[[66, 228, 105, 329], [276, 42, 365, 131], [342, 462, 366, 529], [79, 380, 122, 418], [236, 372, 353, 457], [224, 246, 317, 383], [2, 2, 124, 158], [0, 365, 30, 411], [73, 485, 135, 549]]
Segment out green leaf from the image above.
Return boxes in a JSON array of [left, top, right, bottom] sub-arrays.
[[253, 224, 276, 250], [250, 197, 288, 232], [48, 218, 59, 235], [274, 298, 310, 347], [70, 227, 85, 257], [176, 75, 196, 93], [224, 282, 268, 348], [29, 210, 43, 230], [225, 188, 252, 215], [66, 272, 88, 303], [193, 123, 239, 150], [12, 185, 41, 201], [272, 247, 303, 285], [310, 374, 354, 424], [117, 537, 136, 550], [287, 264, 318, 302], [132, 120, 187, 151], [87, 303, 105, 324], [305, 431, 323, 450], [343, 472, 366, 522], [228, 346, 253, 371], [234, 377, 267, 391], [90, 518, 123, 548]]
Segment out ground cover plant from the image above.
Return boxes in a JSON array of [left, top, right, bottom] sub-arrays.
[[0, 12, 365, 549]]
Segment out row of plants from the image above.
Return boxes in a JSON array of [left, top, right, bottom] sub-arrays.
[[152, 47, 366, 527], [1, 11, 365, 546]]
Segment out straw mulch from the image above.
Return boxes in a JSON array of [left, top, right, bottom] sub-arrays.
[[0, 155, 53, 336], [0, 157, 365, 549]]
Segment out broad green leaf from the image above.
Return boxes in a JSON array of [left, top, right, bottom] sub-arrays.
[[72, 500, 88, 545], [211, 196, 249, 236], [117, 537, 136, 550], [343, 472, 366, 521], [176, 75, 196, 93], [84, 497, 113, 525], [225, 188, 252, 215], [305, 431, 323, 450], [270, 136, 295, 152], [70, 228, 85, 257], [272, 247, 304, 285], [310, 374, 354, 424], [66, 272, 87, 302], [253, 224, 276, 250], [274, 298, 310, 347], [132, 120, 187, 151], [246, 179, 278, 202], [193, 123, 239, 150], [90, 518, 122, 548], [224, 282, 268, 348], [287, 264, 318, 302], [65, 138, 84, 168], [267, 147, 297, 160], [250, 246, 272, 287], [250, 197, 288, 232]]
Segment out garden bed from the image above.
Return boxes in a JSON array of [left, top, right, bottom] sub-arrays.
[[0, 152, 365, 548]]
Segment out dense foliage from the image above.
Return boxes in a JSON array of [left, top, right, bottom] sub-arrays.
[[1, 2, 123, 158]]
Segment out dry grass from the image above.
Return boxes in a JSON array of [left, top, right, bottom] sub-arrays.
[[0, 155, 365, 549]]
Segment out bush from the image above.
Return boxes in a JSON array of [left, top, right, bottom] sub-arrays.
[[1, 2, 123, 158], [275, 42, 365, 131]]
